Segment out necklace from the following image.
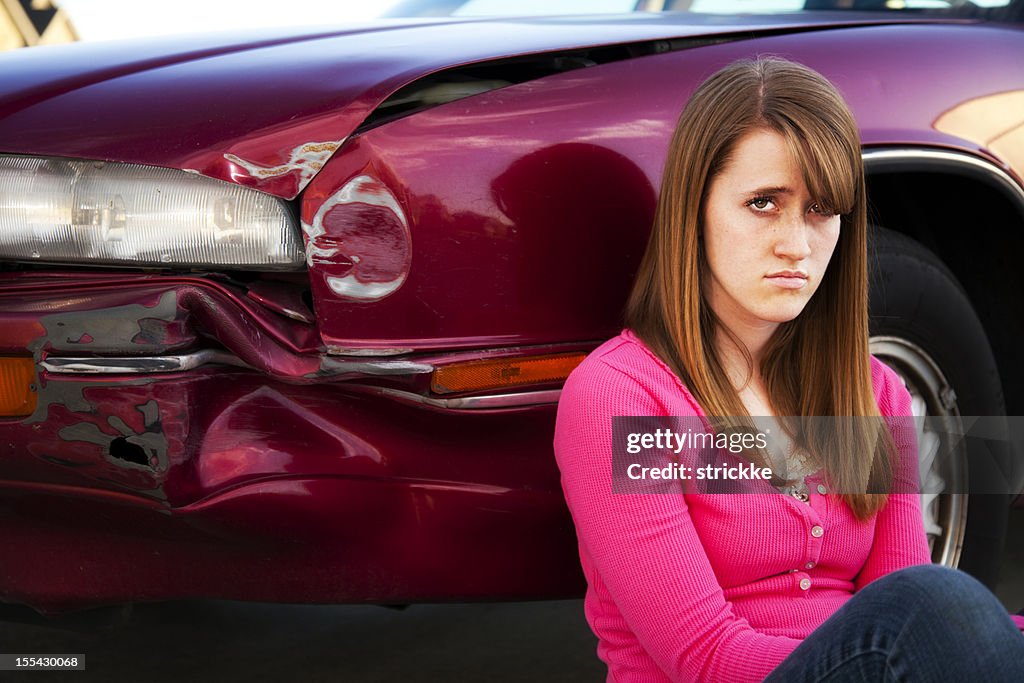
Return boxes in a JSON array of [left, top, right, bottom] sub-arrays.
[[779, 480, 810, 503], [756, 417, 818, 504], [774, 440, 817, 504]]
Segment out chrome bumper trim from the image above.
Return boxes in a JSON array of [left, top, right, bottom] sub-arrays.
[[41, 350, 252, 374], [40, 351, 434, 377]]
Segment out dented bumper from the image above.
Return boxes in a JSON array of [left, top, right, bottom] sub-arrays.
[[0, 274, 582, 613]]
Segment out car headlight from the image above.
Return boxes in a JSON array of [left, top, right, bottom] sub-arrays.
[[0, 155, 304, 270]]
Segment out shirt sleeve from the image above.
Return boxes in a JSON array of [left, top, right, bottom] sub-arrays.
[[553, 358, 800, 683], [855, 363, 932, 590]]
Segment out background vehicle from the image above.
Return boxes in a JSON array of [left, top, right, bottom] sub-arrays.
[[1, 2, 1022, 616]]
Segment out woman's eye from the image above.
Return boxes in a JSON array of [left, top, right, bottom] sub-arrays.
[[747, 196, 774, 212], [809, 203, 835, 217]]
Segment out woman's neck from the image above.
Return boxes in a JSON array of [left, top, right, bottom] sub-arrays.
[[714, 327, 775, 417]]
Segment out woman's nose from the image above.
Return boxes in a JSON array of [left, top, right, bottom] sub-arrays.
[[773, 214, 812, 261]]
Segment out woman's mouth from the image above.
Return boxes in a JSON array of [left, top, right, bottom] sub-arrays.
[[765, 271, 808, 290]]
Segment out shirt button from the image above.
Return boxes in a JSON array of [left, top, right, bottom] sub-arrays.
[[799, 578, 811, 590], [806, 562, 815, 569], [811, 525, 824, 538], [817, 484, 827, 494]]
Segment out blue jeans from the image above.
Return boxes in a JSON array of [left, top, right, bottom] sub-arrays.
[[763, 564, 1024, 682]]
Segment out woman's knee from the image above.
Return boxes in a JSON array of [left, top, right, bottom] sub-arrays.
[[873, 563, 988, 601], [875, 564, 1012, 635]]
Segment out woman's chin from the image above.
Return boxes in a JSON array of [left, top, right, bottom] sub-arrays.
[[756, 301, 811, 324]]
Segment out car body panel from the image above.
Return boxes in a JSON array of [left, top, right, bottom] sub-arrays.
[[0, 13, 944, 198], [303, 23, 1024, 351]]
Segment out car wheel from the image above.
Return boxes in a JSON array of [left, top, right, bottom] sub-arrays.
[[868, 227, 1008, 588]]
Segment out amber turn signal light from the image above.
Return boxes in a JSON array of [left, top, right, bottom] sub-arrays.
[[431, 352, 587, 394], [0, 357, 38, 417]]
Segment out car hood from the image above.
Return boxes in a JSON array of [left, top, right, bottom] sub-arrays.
[[0, 12, 949, 198]]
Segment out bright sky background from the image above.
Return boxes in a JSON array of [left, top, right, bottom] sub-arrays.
[[55, 0, 403, 42], [54, 0, 1015, 42]]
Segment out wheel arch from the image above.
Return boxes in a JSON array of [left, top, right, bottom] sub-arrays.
[[863, 147, 1024, 418]]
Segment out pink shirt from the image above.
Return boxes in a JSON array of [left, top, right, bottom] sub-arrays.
[[553, 328, 932, 682]]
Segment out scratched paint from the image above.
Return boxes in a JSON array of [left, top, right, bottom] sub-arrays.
[[26, 373, 197, 504], [57, 399, 168, 474], [224, 140, 344, 194], [27, 290, 184, 356], [25, 376, 155, 425], [304, 175, 412, 302], [24, 291, 182, 423]]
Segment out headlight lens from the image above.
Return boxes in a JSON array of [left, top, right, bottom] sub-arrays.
[[0, 155, 304, 270]]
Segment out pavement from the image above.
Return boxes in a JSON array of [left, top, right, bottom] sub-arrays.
[[3, 506, 1023, 682]]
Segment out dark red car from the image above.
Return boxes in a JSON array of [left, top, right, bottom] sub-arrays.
[[1, 2, 1023, 617]]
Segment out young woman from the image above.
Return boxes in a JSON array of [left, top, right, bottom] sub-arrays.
[[553, 57, 1024, 682]]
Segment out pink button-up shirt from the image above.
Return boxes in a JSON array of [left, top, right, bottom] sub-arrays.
[[553, 328, 931, 682]]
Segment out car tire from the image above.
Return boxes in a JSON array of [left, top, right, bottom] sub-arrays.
[[867, 227, 1009, 588]]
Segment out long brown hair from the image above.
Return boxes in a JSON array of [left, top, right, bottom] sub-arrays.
[[625, 56, 892, 518]]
